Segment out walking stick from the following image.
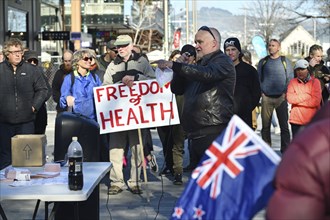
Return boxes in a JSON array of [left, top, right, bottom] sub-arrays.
[[138, 128, 150, 203]]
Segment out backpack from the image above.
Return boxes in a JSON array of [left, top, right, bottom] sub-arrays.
[[260, 55, 287, 83]]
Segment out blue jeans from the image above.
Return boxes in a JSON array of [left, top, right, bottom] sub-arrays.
[[261, 94, 290, 153], [271, 113, 278, 127], [0, 121, 35, 170]]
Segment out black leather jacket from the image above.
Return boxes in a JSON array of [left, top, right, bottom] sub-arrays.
[[0, 60, 48, 124], [171, 50, 236, 135]]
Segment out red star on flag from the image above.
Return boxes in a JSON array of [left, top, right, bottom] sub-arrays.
[[193, 205, 205, 219], [172, 206, 184, 218]]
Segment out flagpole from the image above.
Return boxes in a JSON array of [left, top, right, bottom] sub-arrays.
[[164, 0, 169, 59]]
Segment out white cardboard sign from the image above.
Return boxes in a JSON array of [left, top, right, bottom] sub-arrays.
[[93, 80, 180, 134]]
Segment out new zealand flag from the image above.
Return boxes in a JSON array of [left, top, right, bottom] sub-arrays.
[[171, 115, 281, 220]]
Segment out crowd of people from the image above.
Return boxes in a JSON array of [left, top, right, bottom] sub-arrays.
[[0, 26, 329, 217]]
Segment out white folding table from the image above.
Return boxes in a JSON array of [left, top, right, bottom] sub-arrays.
[[0, 162, 111, 220]]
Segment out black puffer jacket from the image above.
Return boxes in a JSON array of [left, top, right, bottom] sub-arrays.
[[171, 50, 236, 134], [0, 60, 48, 124]]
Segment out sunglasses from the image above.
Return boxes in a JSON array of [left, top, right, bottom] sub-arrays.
[[82, 57, 93, 62], [199, 26, 215, 40], [116, 44, 129, 49]]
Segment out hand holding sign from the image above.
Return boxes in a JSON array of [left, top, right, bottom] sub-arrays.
[[122, 75, 135, 88]]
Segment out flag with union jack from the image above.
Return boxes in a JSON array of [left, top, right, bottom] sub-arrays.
[[171, 115, 281, 220]]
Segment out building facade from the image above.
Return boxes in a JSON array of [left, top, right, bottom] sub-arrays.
[[280, 25, 319, 59], [0, 0, 42, 52], [1, 0, 166, 56]]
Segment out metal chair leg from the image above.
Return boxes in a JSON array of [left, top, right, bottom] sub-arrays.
[[32, 199, 41, 220], [0, 203, 8, 220]]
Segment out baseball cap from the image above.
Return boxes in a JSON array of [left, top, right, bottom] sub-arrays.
[[106, 40, 116, 50], [294, 59, 309, 70], [114, 35, 133, 46], [181, 44, 196, 57], [24, 50, 38, 60]]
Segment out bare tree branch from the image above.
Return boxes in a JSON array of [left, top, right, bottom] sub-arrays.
[[130, 0, 160, 51], [284, 6, 330, 19], [246, 0, 289, 42]]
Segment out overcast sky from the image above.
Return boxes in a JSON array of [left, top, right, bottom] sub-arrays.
[[125, 0, 313, 16], [124, 0, 247, 15]]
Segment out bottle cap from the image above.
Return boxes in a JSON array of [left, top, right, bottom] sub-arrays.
[[72, 136, 78, 141]]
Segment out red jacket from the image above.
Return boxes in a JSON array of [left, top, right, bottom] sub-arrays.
[[266, 104, 330, 219], [287, 76, 322, 125]]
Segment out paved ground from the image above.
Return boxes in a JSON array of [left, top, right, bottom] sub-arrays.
[[1, 112, 281, 220]]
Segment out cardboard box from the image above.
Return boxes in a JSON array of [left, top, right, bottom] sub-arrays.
[[11, 135, 46, 167]]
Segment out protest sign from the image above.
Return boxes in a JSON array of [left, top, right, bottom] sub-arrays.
[[94, 80, 180, 134]]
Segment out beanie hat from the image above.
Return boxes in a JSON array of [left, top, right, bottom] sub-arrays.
[[224, 37, 241, 52]]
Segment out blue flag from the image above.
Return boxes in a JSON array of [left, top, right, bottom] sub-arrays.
[[252, 35, 267, 59], [171, 115, 281, 220]]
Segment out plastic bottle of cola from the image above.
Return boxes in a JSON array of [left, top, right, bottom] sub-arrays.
[[67, 136, 83, 190]]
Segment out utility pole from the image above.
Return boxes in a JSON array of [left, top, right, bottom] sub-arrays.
[[60, 0, 67, 50], [244, 9, 247, 47], [192, 0, 197, 36], [164, 0, 169, 59], [240, 7, 248, 48], [313, 18, 317, 40], [185, 0, 189, 44]]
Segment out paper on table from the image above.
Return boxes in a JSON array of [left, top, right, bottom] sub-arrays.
[[9, 172, 67, 187], [155, 67, 173, 87]]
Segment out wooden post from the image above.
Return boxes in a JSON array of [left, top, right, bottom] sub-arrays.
[[138, 128, 150, 203]]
